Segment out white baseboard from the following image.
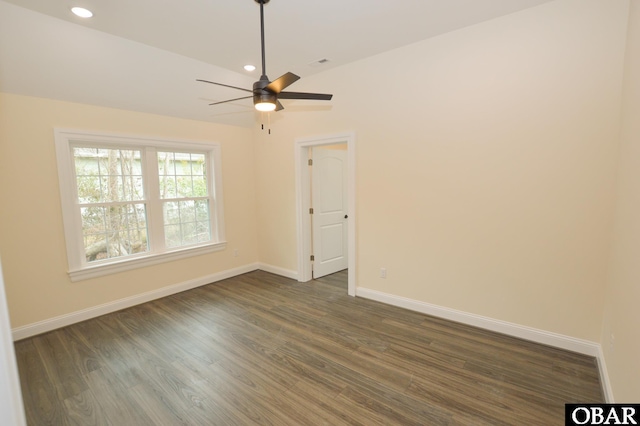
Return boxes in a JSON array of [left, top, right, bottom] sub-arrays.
[[257, 263, 299, 280], [12, 263, 260, 341], [356, 287, 602, 356]]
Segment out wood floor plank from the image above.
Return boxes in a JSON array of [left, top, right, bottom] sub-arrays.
[[127, 382, 194, 426], [113, 332, 217, 423], [31, 330, 88, 400], [284, 379, 368, 426], [78, 320, 145, 390], [62, 388, 112, 426], [84, 367, 156, 426], [14, 340, 71, 426], [168, 355, 253, 425], [57, 327, 102, 376], [15, 270, 604, 425], [337, 384, 448, 426]]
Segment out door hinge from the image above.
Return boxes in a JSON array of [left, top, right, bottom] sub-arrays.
[[308, 159, 313, 166], [310, 255, 315, 261], [309, 208, 314, 214]]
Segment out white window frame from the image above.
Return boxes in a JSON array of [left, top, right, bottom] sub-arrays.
[[54, 129, 226, 282]]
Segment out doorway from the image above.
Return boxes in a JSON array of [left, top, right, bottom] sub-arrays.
[[295, 133, 356, 296]]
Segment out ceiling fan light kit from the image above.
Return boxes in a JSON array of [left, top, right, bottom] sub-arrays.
[[197, 0, 333, 117]]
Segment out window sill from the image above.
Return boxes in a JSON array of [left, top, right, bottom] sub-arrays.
[[68, 241, 227, 282]]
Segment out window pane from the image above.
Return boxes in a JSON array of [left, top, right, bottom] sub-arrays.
[[164, 224, 181, 248], [195, 200, 209, 222], [196, 221, 210, 242], [74, 147, 143, 203], [175, 156, 191, 176], [76, 176, 101, 203], [163, 201, 180, 225], [193, 177, 207, 197], [176, 176, 193, 198], [181, 222, 197, 245], [162, 199, 211, 248], [158, 151, 208, 199], [132, 176, 144, 200], [179, 200, 196, 223], [81, 206, 106, 234], [191, 154, 205, 175], [81, 203, 148, 262], [160, 176, 177, 199]]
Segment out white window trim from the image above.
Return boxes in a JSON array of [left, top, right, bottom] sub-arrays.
[[54, 128, 227, 282]]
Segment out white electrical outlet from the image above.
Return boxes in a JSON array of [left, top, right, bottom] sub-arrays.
[[233, 249, 239, 257], [380, 268, 387, 279]]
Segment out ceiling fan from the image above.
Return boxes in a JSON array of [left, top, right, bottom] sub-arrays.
[[197, 0, 333, 113]]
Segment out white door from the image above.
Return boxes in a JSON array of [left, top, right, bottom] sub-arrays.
[[311, 146, 348, 278]]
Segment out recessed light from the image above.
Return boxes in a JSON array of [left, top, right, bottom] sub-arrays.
[[71, 7, 93, 18], [244, 65, 256, 72]]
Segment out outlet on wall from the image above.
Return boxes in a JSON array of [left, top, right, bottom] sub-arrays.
[[233, 249, 239, 257], [380, 267, 387, 279]]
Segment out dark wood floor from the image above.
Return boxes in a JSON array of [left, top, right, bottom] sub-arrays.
[[15, 270, 603, 425]]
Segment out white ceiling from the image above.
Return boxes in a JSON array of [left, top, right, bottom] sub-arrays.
[[0, 0, 552, 127]]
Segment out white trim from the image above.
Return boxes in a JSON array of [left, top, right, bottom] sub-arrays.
[[356, 287, 602, 356], [69, 241, 227, 281], [210, 144, 227, 244], [54, 128, 223, 151], [257, 263, 299, 280], [596, 346, 615, 402], [294, 144, 313, 282], [0, 259, 27, 425], [12, 263, 259, 341], [294, 132, 357, 296]]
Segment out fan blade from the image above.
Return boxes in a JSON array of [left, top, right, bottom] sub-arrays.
[[197, 79, 253, 93], [209, 96, 253, 106], [265, 72, 300, 93], [275, 100, 284, 111], [278, 91, 333, 101]]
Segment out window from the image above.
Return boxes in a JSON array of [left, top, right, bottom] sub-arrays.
[[55, 129, 226, 281], [157, 151, 211, 248]]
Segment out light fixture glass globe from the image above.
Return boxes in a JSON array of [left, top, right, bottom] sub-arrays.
[[255, 101, 276, 112]]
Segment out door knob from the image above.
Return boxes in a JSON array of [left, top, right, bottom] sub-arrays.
[[344, 215, 348, 219]]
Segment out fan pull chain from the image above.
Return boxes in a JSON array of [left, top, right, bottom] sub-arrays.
[[259, 113, 271, 135]]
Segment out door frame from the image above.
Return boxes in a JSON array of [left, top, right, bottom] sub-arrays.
[[0, 258, 27, 426], [295, 132, 356, 296]]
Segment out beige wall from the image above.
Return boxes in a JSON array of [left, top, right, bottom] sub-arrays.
[[255, 0, 628, 342], [601, 1, 640, 402], [0, 93, 258, 328]]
